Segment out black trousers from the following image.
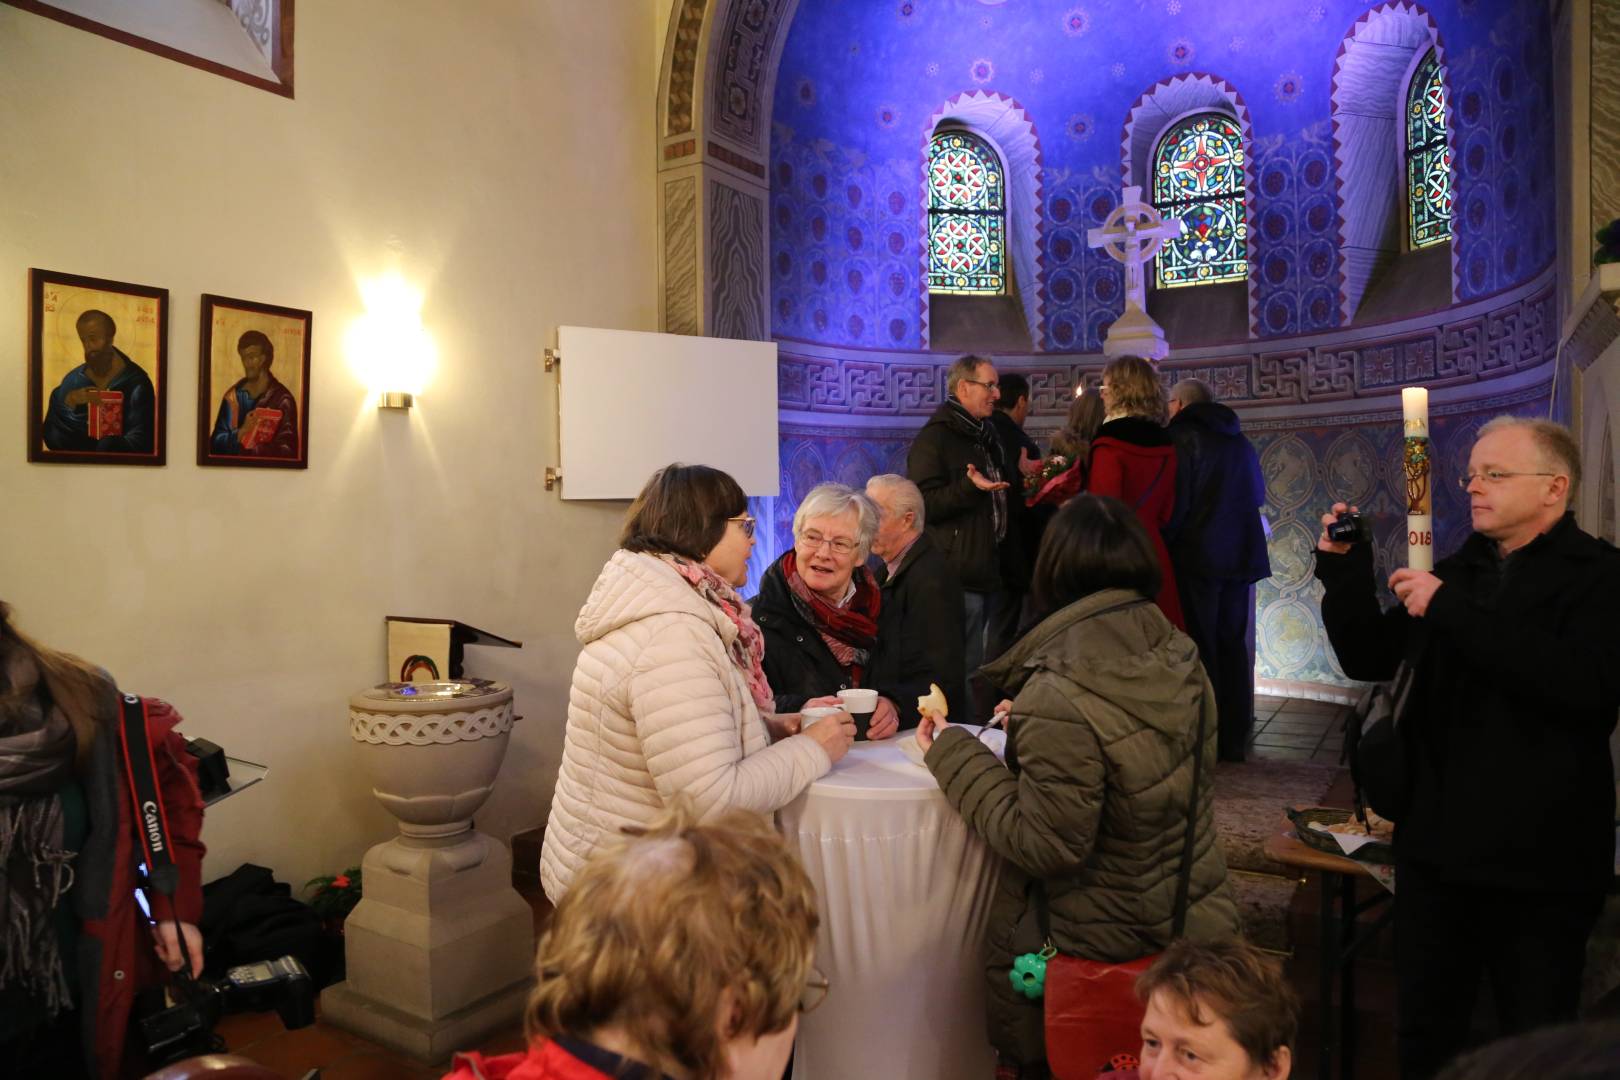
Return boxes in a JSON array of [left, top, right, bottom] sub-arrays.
[[1394, 860, 1604, 1079], [1177, 575, 1255, 760]]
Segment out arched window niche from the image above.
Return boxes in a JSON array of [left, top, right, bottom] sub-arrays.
[[1122, 75, 1257, 346], [919, 92, 1046, 352], [1331, 2, 1457, 325]]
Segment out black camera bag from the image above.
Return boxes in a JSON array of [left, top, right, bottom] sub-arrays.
[[1341, 644, 1423, 823]]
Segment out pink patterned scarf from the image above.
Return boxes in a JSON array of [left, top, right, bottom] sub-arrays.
[[657, 554, 776, 715]]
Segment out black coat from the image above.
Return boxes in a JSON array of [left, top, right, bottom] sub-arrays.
[[867, 532, 968, 728], [907, 402, 1007, 594], [1314, 515, 1620, 892], [989, 409, 1042, 592], [751, 556, 861, 714], [1164, 402, 1270, 583]]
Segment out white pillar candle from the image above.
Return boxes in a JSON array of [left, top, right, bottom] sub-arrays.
[[1402, 387, 1432, 571]]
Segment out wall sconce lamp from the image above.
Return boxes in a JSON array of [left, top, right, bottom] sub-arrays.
[[346, 274, 435, 411]]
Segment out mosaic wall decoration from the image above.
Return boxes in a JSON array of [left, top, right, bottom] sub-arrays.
[[767, 0, 1554, 351]]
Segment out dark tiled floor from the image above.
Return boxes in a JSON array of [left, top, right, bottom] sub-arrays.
[[1249, 691, 1351, 765], [216, 695, 1401, 1079]]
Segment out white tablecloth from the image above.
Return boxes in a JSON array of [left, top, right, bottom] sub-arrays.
[[781, 733, 1004, 1080]]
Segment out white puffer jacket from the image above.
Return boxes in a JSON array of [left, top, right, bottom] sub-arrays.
[[539, 550, 832, 901]]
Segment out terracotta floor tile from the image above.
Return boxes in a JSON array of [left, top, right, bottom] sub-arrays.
[[1253, 732, 1323, 749], [1266, 717, 1332, 734], [319, 1049, 444, 1080], [233, 1023, 372, 1077], [217, 1007, 295, 1051]]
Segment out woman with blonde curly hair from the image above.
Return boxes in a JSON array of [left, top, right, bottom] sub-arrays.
[[1089, 356, 1184, 628], [445, 805, 826, 1080]]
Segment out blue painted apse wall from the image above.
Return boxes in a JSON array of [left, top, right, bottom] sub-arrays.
[[768, 0, 1554, 351]]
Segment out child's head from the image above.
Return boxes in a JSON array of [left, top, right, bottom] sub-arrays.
[[1135, 940, 1298, 1080]]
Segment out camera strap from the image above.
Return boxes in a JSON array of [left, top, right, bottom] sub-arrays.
[[118, 692, 180, 898]]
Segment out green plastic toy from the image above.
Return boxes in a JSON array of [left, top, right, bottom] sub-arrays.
[[1009, 945, 1057, 1000]]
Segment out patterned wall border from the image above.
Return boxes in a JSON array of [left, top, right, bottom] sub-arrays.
[[708, 0, 796, 156], [1330, 2, 1458, 324], [664, 0, 708, 137], [1120, 72, 1260, 339], [777, 267, 1555, 418]]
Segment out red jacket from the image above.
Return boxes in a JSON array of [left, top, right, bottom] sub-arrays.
[[445, 1039, 667, 1080], [78, 694, 207, 1078], [1088, 418, 1185, 629]]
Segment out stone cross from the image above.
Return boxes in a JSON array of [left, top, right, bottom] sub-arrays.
[[1086, 185, 1183, 361]]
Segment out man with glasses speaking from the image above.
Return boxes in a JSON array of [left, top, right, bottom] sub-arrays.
[[1313, 416, 1620, 1079], [907, 354, 1011, 717]]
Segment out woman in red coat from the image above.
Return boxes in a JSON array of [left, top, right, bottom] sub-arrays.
[[1089, 356, 1185, 629], [0, 601, 206, 1079]]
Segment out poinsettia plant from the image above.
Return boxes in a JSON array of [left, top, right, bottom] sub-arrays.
[[304, 866, 363, 921]]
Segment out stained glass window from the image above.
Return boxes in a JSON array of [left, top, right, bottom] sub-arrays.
[[1406, 49, 1452, 249], [1146, 114, 1244, 291], [928, 131, 1005, 294], [1151, 113, 1248, 288]]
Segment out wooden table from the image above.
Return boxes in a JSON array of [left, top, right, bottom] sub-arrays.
[[1264, 817, 1394, 1080]]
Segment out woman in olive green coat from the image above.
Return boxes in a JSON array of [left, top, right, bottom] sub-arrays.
[[917, 494, 1239, 1079]]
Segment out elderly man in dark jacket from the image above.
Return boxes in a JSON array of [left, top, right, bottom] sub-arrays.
[[907, 355, 1011, 712], [864, 474, 967, 727], [1164, 378, 1270, 761], [1314, 416, 1620, 1080]]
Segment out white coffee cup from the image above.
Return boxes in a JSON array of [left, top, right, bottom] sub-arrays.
[[800, 706, 842, 728], [837, 688, 878, 715]]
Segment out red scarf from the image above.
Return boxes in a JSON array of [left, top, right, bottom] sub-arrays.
[[781, 549, 881, 683]]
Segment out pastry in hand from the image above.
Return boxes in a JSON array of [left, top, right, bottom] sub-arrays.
[[917, 682, 949, 720]]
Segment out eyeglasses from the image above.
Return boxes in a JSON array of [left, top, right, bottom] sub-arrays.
[[1456, 470, 1559, 490], [799, 967, 830, 1013], [960, 378, 999, 392], [728, 514, 756, 539], [797, 530, 858, 556]]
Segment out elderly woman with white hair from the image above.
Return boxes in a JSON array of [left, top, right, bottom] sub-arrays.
[[752, 482, 903, 740]]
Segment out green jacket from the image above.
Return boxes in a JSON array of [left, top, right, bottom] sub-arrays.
[[926, 588, 1239, 966]]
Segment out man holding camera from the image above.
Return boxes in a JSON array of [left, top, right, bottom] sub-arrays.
[[1314, 416, 1620, 1079]]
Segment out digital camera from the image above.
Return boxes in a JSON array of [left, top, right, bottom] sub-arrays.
[[1326, 511, 1372, 545], [135, 955, 315, 1065]]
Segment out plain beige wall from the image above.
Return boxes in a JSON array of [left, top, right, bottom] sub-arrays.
[[0, 2, 657, 889]]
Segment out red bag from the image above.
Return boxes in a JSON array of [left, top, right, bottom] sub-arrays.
[[1044, 954, 1155, 1079], [1040, 668, 1210, 1080]]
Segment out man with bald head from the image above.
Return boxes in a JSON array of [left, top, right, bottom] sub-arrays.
[[864, 474, 967, 727], [1314, 416, 1620, 1078], [41, 309, 156, 454]]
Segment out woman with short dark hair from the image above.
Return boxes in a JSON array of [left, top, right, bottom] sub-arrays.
[[541, 464, 854, 902], [916, 495, 1238, 1080]]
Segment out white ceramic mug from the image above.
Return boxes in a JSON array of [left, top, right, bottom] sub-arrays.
[[800, 706, 842, 729], [837, 688, 879, 715]]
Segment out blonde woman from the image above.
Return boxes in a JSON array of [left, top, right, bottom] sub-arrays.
[[447, 805, 826, 1080], [1089, 356, 1184, 628]]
